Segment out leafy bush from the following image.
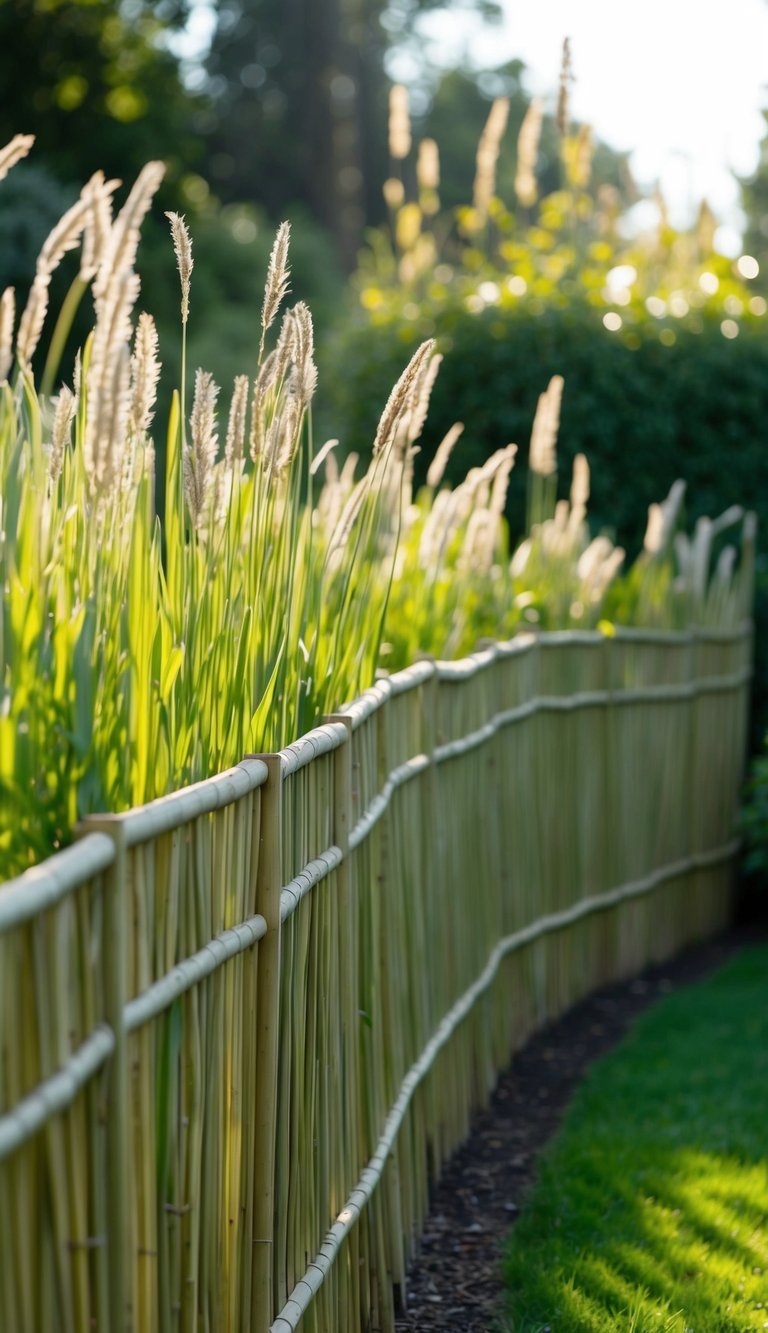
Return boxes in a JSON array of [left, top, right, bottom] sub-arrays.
[[320, 89, 768, 741]]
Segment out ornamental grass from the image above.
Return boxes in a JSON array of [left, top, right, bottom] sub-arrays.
[[0, 138, 755, 881]]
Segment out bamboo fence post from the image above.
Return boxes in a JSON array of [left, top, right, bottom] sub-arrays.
[[249, 754, 283, 1329], [79, 815, 131, 1333], [323, 714, 357, 1323]]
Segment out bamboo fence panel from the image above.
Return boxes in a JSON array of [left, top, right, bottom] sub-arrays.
[[269, 623, 752, 1332], [0, 624, 753, 1333]]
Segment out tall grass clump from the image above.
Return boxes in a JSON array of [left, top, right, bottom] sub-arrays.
[[378, 370, 754, 669], [0, 139, 435, 878], [0, 136, 756, 881]]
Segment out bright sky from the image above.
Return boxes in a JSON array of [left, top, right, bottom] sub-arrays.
[[180, 0, 768, 247], [416, 0, 768, 246]]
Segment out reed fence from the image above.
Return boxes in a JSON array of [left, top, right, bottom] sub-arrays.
[[0, 623, 752, 1332]]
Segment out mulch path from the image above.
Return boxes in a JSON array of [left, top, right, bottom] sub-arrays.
[[394, 926, 764, 1333]]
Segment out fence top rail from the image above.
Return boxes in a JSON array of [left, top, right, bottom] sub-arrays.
[[0, 833, 115, 932], [340, 676, 393, 729], [385, 658, 437, 696], [609, 621, 752, 646], [80, 757, 269, 849], [279, 721, 349, 778]]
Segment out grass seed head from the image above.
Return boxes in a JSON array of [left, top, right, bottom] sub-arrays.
[[290, 301, 318, 407], [515, 98, 543, 208], [165, 211, 193, 325], [225, 373, 249, 466], [388, 85, 411, 161], [373, 339, 436, 458], [186, 367, 220, 524], [0, 287, 14, 382], [473, 97, 509, 213], [260, 221, 291, 356], [49, 385, 76, 484], [417, 138, 440, 192], [529, 374, 564, 477], [85, 267, 139, 493], [16, 189, 94, 369], [0, 133, 34, 182], [426, 422, 464, 490], [80, 171, 120, 282], [556, 37, 573, 137], [93, 161, 165, 315], [129, 312, 161, 439]]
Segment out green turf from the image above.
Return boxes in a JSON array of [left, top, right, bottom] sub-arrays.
[[502, 944, 768, 1333]]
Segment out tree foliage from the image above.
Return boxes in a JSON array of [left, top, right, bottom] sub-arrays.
[[0, 0, 202, 187], [203, 0, 504, 265]]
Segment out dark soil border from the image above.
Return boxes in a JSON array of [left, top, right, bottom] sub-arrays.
[[393, 926, 765, 1333]]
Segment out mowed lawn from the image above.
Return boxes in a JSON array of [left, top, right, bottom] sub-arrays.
[[503, 943, 768, 1333]]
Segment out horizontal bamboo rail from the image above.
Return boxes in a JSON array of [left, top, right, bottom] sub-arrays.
[[0, 624, 752, 1332]]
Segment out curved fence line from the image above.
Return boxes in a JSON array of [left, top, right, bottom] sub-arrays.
[[0, 622, 752, 1333], [270, 834, 740, 1332]]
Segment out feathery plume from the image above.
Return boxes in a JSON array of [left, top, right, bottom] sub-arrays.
[[388, 85, 411, 161], [129, 312, 161, 438], [80, 171, 120, 282], [186, 369, 220, 525], [529, 375, 564, 477], [49, 386, 76, 484], [643, 502, 664, 555], [84, 268, 140, 493], [289, 301, 318, 407], [417, 138, 440, 192], [93, 161, 165, 315], [0, 287, 14, 382], [94, 343, 132, 496], [556, 37, 573, 137], [274, 372, 303, 473], [372, 339, 436, 458], [249, 374, 267, 463], [16, 189, 94, 369], [16, 278, 50, 372], [490, 444, 517, 518], [515, 98, 543, 208], [0, 134, 34, 182], [165, 211, 193, 324], [569, 453, 590, 515], [401, 350, 442, 449], [473, 97, 509, 213], [260, 221, 291, 358], [426, 422, 464, 490], [225, 373, 249, 466]]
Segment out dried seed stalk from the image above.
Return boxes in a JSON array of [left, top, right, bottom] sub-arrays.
[[0, 133, 34, 181], [260, 222, 291, 358], [129, 313, 161, 438], [473, 98, 509, 213], [388, 85, 411, 161], [529, 375, 564, 477], [0, 287, 14, 382], [515, 99, 543, 208], [165, 211, 193, 324]]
